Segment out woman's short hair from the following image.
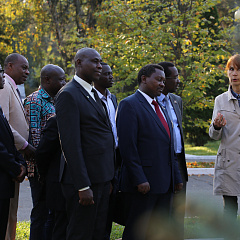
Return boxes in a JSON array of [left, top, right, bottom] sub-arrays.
[[226, 54, 240, 70]]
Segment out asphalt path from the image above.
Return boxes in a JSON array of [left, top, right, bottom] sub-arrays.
[[18, 174, 238, 222], [18, 178, 32, 221]]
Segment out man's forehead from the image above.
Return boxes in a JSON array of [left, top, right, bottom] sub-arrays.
[[169, 66, 178, 75], [86, 49, 101, 59], [17, 57, 29, 66], [155, 68, 165, 75]]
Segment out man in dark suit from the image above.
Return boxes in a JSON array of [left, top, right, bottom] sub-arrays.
[[117, 64, 183, 240], [0, 64, 27, 239], [157, 61, 188, 240], [93, 62, 119, 240], [55, 48, 115, 240], [35, 115, 67, 240]]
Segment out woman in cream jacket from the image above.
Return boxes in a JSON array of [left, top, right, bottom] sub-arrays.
[[209, 54, 240, 222]]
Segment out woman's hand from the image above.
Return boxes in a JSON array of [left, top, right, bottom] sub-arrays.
[[213, 112, 227, 130]]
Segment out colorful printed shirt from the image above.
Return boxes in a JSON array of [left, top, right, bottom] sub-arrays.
[[24, 87, 55, 177]]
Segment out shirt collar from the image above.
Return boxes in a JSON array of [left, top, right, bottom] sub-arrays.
[[138, 89, 156, 105], [4, 73, 17, 89], [95, 88, 111, 100], [158, 93, 169, 102], [39, 87, 53, 101], [74, 74, 93, 93], [230, 86, 240, 99]]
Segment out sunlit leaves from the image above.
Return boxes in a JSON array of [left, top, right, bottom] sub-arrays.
[[86, 0, 234, 144]]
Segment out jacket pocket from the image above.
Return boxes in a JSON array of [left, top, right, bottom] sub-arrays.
[[225, 149, 240, 172], [215, 149, 226, 170]]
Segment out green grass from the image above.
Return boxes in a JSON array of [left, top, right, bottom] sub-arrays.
[[15, 217, 227, 240], [185, 140, 220, 155], [16, 221, 30, 240]]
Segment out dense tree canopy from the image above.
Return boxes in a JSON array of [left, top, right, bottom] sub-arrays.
[[87, 0, 235, 144], [0, 0, 239, 145]]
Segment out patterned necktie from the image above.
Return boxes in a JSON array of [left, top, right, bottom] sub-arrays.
[[152, 100, 170, 138], [164, 96, 177, 152]]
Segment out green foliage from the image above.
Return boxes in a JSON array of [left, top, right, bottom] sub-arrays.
[[0, 0, 238, 145], [86, 0, 234, 145]]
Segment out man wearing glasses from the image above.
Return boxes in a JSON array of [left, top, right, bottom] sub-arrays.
[[157, 62, 188, 240]]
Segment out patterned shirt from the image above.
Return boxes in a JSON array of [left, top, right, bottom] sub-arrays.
[[24, 87, 55, 177]]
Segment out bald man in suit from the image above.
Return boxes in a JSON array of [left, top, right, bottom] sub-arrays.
[[56, 48, 115, 240]]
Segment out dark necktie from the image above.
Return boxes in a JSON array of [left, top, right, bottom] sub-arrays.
[[16, 88, 21, 99], [16, 88, 23, 106], [152, 100, 170, 138], [91, 88, 106, 114], [101, 100, 114, 132]]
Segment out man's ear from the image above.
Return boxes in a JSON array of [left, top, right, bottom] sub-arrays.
[[141, 75, 147, 84], [76, 59, 81, 67], [45, 76, 51, 84], [7, 62, 13, 70]]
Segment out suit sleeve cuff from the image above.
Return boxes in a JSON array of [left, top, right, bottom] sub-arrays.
[[21, 141, 28, 150], [78, 186, 90, 192]]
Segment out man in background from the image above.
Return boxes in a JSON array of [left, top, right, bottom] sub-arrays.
[[36, 115, 67, 240], [24, 64, 66, 240], [93, 62, 119, 240], [0, 53, 35, 240], [0, 63, 27, 239], [157, 61, 188, 240]]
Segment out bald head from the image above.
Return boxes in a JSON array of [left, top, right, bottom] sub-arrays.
[[40, 64, 66, 97], [41, 64, 64, 82], [74, 48, 99, 66], [4, 53, 29, 85], [74, 47, 102, 84], [4, 53, 26, 68]]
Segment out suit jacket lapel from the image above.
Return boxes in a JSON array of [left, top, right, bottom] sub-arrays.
[[169, 94, 183, 130], [170, 95, 182, 121], [159, 102, 173, 139], [72, 79, 108, 123], [110, 94, 118, 110], [136, 91, 170, 139], [7, 78, 28, 122]]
